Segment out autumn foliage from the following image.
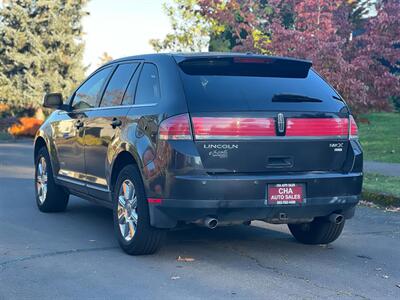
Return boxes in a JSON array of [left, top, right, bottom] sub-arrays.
[[197, 0, 400, 114], [8, 117, 43, 137], [0, 103, 9, 112]]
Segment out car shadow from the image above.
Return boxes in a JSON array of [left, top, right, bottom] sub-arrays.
[[65, 196, 317, 260], [2, 176, 340, 264]]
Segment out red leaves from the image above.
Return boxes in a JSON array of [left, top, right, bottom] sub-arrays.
[[268, 0, 399, 113], [198, 0, 400, 114]]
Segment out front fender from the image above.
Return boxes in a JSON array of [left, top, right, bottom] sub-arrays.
[[34, 113, 61, 177]]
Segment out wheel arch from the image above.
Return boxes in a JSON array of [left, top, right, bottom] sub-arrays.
[[34, 136, 48, 161], [110, 151, 139, 193], [34, 131, 59, 177]]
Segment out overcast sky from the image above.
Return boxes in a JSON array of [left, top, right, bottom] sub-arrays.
[[83, 0, 172, 73]]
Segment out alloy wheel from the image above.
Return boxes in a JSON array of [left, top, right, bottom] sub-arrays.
[[117, 179, 138, 241], [36, 157, 48, 204]]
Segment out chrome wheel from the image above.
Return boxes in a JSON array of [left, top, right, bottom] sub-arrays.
[[36, 157, 48, 204], [118, 180, 138, 242]]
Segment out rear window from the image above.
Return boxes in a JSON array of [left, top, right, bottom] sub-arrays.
[[178, 58, 343, 112], [135, 63, 161, 105]]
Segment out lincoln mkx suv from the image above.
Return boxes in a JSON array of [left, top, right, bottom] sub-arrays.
[[34, 53, 363, 255]]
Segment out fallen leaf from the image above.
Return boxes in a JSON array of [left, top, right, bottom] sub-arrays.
[[177, 256, 195, 262], [386, 207, 400, 213]]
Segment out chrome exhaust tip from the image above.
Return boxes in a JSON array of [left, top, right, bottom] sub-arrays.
[[204, 217, 218, 229], [328, 213, 344, 225]]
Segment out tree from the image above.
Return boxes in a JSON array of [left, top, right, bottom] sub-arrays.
[[152, 0, 274, 53], [196, 0, 400, 113], [199, 0, 272, 53], [0, 0, 88, 111], [266, 0, 400, 113], [149, 0, 211, 52], [98, 52, 113, 66]]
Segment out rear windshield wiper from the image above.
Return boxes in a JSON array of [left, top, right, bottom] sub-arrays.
[[332, 95, 345, 102], [272, 94, 323, 103]]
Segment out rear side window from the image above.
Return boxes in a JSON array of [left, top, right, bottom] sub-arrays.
[[121, 63, 142, 106], [100, 63, 139, 107], [72, 67, 112, 110], [178, 58, 342, 112], [135, 63, 161, 105]]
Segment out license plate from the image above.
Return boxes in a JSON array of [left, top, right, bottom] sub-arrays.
[[267, 183, 304, 205]]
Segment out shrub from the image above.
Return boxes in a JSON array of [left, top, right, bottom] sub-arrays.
[[0, 103, 9, 113], [391, 96, 400, 112], [8, 117, 43, 137]]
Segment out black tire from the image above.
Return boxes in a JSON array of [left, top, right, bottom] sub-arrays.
[[35, 147, 69, 212], [288, 217, 345, 245], [113, 164, 166, 255]]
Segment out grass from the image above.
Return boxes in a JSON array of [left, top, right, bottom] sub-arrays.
[[362, 173, 400, 207], [358, 112, 400, 163], [363, 173, 400, 197]]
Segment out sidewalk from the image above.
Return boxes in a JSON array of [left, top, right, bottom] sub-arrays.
[[364, 161, 400, 177]]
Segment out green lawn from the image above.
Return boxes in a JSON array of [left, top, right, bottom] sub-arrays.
[[363, 173, 400, 198], [358, 112, 400, 163], [362, 173, 400, 206]]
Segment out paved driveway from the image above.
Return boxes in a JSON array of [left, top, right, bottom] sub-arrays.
[[0, 141, 399, 299], [364, 161, 400, 177]]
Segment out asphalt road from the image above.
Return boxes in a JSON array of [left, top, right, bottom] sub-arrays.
[[1, 141, 399, 300], [364, 161, 400, 177]]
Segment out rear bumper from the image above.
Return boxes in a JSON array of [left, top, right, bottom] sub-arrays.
[[148, 172, 362, 228]]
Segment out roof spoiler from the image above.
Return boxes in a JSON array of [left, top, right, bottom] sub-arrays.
[[176, 55, 312, 78]]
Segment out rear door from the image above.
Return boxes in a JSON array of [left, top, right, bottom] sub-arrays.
[[83, 62, 140, 199], [125, 62, 162, 170], [178, 57, 350, 174]]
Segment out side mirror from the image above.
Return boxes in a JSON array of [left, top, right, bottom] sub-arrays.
[[43, 93, 67, 110]]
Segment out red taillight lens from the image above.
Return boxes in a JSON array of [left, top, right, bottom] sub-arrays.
[[158, 114, 192, 140], [191, 117, 276, 140], [286, 118, 349, 138], [349, 115, 359, 140]]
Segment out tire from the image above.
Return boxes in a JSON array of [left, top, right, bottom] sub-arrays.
[[35, 147, 69, 212], [288, 217, 345, 245], [113, 164, 166, 255]]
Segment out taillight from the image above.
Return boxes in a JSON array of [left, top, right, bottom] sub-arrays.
[[349, 115, 359, 140], [286, 118, 349, 138], [191, 117, 276, 140], [158, 114, 192, 140]]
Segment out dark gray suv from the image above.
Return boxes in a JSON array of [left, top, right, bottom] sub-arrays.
[[34, 53, 363, 255]]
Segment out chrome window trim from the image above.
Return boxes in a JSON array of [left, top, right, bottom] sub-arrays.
[[58, 103, 158, 114]]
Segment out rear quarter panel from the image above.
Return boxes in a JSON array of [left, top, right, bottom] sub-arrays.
[[110, 55, 190, 188]]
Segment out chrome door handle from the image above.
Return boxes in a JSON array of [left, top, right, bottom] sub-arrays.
[[111, 118, 122, 129], [75, 120, 84, 129]]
